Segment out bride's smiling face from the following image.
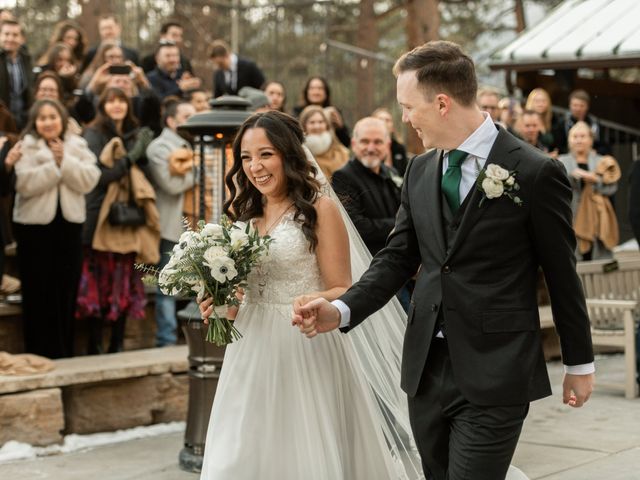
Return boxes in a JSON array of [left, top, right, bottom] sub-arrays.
[[241, 127, 287, 199]]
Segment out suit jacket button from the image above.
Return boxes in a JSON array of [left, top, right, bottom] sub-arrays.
[[442, 265, 451, 274], [431, 304, 438, 312]]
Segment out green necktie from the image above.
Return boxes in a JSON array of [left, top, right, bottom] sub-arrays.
[[441, 149, 468, 214]]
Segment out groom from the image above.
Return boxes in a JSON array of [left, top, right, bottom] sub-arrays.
[[293, 41, 595, 480]]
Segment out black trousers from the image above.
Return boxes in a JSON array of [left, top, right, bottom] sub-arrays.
[[408, 339, 529, 480], [15, 214, 83, 359]]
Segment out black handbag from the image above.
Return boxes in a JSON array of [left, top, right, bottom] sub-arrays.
[[108, 201, 146, 226], [108, 171, 146, 227]]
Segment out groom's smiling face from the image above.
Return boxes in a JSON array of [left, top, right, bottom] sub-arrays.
[[397, 71, 442, 150]]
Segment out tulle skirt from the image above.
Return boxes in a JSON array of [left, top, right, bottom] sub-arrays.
[[200, 301, 403, 479]]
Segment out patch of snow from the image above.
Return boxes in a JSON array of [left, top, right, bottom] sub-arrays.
[[0, 422, 185, 464]]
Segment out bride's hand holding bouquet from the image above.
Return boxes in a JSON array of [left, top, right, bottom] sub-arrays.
[[140, 217, 272, 346]]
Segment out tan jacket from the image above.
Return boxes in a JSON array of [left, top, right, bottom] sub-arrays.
[[13, 133, 100, 225], [315, 141, 349, 181], [574, 155, 621, 253], [91, 137, 161, 264]]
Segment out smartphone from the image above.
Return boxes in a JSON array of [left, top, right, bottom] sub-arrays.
[[108, 64, 132, 75]]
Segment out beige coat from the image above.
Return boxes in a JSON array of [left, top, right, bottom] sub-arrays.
[[574, 155, 621, 254], [315, 141, 350, 180], [91, 137, 161, 264], [13, 133, 100, 225]]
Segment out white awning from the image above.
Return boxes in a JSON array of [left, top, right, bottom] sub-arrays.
[[489, 0, 640, 70]]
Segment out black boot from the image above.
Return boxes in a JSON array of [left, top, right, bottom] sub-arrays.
[[87, 317, 104, 355], [108, 316, 126, 353]]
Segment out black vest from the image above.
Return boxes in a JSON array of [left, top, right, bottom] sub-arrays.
[[436, 187, 473, 336]]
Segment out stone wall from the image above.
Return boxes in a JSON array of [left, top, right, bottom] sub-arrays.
[[0, 346, 191, 447], [63, 373, 188, 434], [0, 388, 65, 446]]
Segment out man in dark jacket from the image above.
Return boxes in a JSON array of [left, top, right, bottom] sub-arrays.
[[331, 116, 412, 311], [0, 20, 33, 129], [142, 22, 193, 74], [373, 107, 409, 176], [147, 42, 201, 100], [553, 89, 608, 155], [332, 116, 401, 256], [82, 14, 139, 71], [210, 39, 265, 98]]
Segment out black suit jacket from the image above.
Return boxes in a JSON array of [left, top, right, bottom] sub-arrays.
[[0, 48, 33, 124], [213, 57, 265, 98], [332, 158, 401, 255], [340, 128, 594, 405]]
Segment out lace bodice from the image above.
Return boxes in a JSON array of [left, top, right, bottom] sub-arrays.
[[244, 213, 323, 305]]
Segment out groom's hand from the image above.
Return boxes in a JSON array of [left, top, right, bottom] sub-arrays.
[[292, 297, 340, 338], [562, 373, 595, 407]]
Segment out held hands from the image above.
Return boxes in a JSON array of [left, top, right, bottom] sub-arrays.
[[88, 63, 112, 93], [562, 373, 595, 408], [48, 138, 64, 166], [324, 106, 344, 129], [58, 63, 77, 78], [126, 61, 149, 89], [291, 296, 341, 338], [4, 141, 22, 171], [178, 72, 201, 92], [571, 168, 599, 183]]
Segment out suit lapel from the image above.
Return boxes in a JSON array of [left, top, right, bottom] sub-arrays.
[[445, 129, 523, 261], [423, 150, 447, 260]]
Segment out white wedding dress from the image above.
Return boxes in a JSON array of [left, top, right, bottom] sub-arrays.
[[200, 211, 415, 479]]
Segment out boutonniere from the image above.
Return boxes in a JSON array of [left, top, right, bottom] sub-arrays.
[[476, 164, 523, 207]]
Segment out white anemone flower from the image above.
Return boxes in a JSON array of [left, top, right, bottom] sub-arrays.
[[209, 256, 238, 284]]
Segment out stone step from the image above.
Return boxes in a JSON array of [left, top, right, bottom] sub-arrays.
[[0, 346, 188, 395], [0, 346, 194, 446]]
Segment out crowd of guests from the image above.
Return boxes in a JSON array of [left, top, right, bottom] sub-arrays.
[[0, 11, 410, 360], [0, 10, 632, 361], [479, 86, 622, 263]]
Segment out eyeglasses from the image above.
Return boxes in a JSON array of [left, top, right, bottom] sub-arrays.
[[480, 105, 498, 111]]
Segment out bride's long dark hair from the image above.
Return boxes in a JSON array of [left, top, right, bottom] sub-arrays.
[[224, 111, 322, 250]]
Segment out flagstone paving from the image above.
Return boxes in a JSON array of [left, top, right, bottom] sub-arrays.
[[1, 354, 638, 479]]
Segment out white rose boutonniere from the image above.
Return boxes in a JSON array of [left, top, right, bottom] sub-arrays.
[[476, 164, 523, 207]]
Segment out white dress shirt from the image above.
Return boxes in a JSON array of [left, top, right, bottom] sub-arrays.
[[333, 113, 594, 375], [223, 53, 238, 92]]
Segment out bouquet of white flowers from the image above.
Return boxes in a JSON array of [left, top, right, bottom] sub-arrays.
[[140, 217, 273, 346]]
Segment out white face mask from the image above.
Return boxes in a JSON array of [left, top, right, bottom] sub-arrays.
[[304, 131, 333, 156]]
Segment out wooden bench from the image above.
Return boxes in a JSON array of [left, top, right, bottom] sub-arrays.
[[576, 258, 640, 399]]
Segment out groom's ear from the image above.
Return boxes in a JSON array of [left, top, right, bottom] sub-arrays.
[[435, 93, 451, 116]]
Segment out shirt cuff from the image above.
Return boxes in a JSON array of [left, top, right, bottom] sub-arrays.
[[564, 362, 595, 375], [332, 299, 351, 329]]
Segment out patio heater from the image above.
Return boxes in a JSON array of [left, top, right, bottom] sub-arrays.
[[175, 96, 251, 472]]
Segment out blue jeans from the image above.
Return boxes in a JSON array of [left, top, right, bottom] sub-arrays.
[[156, 239, 177, 346]]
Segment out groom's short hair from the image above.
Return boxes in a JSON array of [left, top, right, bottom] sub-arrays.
[[393, 40, 477, 107]]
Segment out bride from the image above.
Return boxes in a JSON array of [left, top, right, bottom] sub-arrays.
[[198, 110, 422, 479]]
